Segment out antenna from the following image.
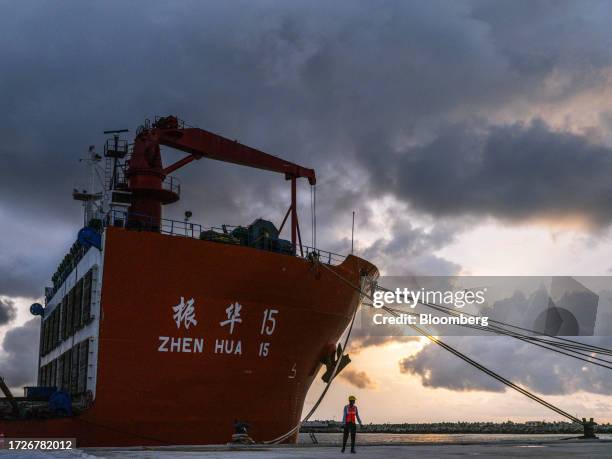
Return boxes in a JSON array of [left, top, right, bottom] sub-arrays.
[[74, 145, 105, 225]]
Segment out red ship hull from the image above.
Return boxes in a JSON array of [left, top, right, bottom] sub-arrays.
[[1, 227, 377, 446]]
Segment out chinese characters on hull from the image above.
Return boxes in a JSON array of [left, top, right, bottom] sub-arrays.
[[216, 302, 244, 354], [159, 296, 204, 353], [158, 297, 281, 360], [219, 302, 242, 333], [173, 297, 198, 329]]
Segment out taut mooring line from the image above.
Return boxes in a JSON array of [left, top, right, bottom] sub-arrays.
[[320, 264, 586, 425]]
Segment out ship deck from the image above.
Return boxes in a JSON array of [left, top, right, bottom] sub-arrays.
[[4, 439, 609, 458]]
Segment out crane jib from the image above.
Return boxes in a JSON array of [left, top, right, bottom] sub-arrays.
[[126, 115, 314, 253]]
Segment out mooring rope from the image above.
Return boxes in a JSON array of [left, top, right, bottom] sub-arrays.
[[263, 260, 364, 444], [389, 288, 612, 356], [383, 307, 582, 424], [372, 289, 612, 369], [315, 263, 585, 426]]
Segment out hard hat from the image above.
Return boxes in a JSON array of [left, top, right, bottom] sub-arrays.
[[348, 395, 356, 401]]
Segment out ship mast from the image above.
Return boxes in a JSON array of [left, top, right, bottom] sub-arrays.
[[73, 145, 104, 226]]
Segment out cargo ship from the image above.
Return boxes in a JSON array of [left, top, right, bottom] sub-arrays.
[[0, 116, 378, 447]]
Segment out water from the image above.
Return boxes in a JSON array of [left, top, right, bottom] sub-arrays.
[[298, 432, 612, 445]]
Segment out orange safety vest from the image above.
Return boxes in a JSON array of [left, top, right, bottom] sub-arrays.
[[346, 405, 357, 423]]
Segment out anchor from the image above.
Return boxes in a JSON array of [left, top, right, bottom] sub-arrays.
[[321, 343, 351, 383]]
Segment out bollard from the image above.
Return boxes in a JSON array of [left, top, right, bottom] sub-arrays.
[[581, 417, 598, 439]]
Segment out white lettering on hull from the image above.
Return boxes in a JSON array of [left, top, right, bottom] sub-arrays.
[[158, 336, 204, 353], [214, 339, 242, 355]]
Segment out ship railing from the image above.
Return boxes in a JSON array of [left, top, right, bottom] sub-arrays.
[[105, 210, 199, 237], [153, 115, 198, 129], [109, 150, 179, 194], [162, 175, 181, 196], [208, 224, 240, 234], [103, 138, 129, 158], [104, 210, 347, 265], [302, 246, 346, 265], [160, 218, 202, 238], [106, 209, 146, 229], [109, 155, 180, 197]]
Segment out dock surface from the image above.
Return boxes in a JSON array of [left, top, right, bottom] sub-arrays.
[[3, 439, 609, 458]]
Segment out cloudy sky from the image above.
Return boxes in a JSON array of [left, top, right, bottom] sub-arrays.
[[3, 0, 612, 423]]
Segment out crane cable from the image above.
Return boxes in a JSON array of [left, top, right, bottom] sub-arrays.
[[313, 185, 316, 249], [310, 185, 314, 248], [310, 184, 317, 249], [318, 263, 585, 425]]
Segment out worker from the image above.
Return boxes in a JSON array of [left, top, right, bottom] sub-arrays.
[[341, 395, 362, 453]]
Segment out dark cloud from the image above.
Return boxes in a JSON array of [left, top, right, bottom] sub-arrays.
[[1, 3, 612, 306], [0, 210, 74, 298], [0, 319, 40, 388], [400, 336, 612, 395], [0, 298, 17, 326], [362, 120, 612, 226], [360, 219, 462, 275], [339, 369, 377, 390], [471, 0, 612, 83]]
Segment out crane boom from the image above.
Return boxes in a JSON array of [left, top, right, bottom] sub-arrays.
[[125, 116, 315, 253], [153, 116, 315, 184], [160, 127, 316, 184]]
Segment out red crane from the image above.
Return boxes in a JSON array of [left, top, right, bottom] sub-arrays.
[[125, 116, 316, 252]]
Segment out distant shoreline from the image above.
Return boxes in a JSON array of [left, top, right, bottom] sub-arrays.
[[300, 421, 612, 435]]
